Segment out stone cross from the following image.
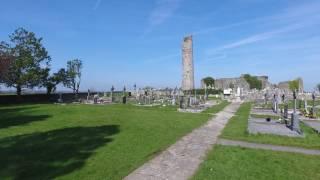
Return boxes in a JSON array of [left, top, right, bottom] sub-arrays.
[[87, 89, 90, 101], [111, 85, 115, 102]]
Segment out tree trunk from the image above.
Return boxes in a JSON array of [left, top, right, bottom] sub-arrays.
[[17, 85, 21, 96], [46, 87, 52, 95]]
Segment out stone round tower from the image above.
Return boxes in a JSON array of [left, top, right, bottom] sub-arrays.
[[182, 35, 195, 91]]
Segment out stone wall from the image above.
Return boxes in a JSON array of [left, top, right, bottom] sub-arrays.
[[214, 77, 250, 90], [0, 92, 99, 104], [201, 75, 270, 91], [256, 75, 270, 89]]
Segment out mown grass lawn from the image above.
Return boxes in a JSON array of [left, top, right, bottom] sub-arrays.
[[0, 103, 212, 179], [221, 103, 320, 149], [193, 145, 320, 180]]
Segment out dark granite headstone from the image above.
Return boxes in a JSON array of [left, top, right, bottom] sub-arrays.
[[284, 104, 288, 119], [291, 113, 301, 133]]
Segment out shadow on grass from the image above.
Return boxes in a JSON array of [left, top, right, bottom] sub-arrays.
[[0, 106, 50, 129], [0, 125, 119, 179]]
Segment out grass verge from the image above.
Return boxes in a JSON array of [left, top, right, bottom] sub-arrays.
[[193, 145, 320, 180], [0, 103, 212, 179]]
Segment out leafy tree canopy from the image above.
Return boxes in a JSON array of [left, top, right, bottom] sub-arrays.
[[64, 59, 82, 94], [0, 28, 51, 95], [202, 77, 215, 88], [243, 74, 262, 90], [289, 79, 300, 92]]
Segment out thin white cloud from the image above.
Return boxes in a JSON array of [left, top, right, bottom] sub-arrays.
[[205, 19, 319, 55], [144, 0, 183, 34], [93, 0, 102, 10], [193, 1, 320, 36]]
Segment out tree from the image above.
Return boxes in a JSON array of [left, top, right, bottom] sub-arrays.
[[41, 68, 67, 95], [202, 77, 215, 88], [243, 74, 262, 90], [64, 59, 82, 95], [289, 79, 299, 92], [0, 28, 51, 95]]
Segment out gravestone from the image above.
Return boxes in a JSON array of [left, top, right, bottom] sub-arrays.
[[264, 93, 268, 105], [273, 94, 278, 113], [311, 92, 316, 118], [87, 89, 90, 101], [284, 104, 288, 119], [172, 97, 176, 105], [93, 94, 99, 104], [122, 86, 127, 104], [304, 98, 308, 112], [290, 90, 301, 133], [291, 113, 301, 133], [293, 91, 297, 113], [187, 96, 191, 107], [179, 96, 185, 109]]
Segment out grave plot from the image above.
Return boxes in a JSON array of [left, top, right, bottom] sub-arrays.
[[250, 101, 304, 137], [248, 117, 303, 137], [251, 108, 280, 116], [220, 103, 320, 149]]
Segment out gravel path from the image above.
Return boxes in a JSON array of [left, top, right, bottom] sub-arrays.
[[217, 138, 320, 155], [124, 102, 241, 180]]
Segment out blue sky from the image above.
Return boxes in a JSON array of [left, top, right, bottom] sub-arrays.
[[0, 0, 319, 91]]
